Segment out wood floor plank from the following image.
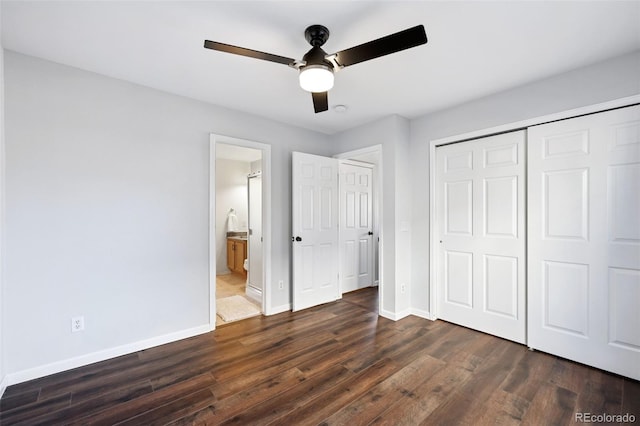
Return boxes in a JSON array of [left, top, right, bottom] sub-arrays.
[[370, 363, 473, 425], [0, 392, 71, 425], [1, 287, 635, 425], [24, 380, 153, 425], [473, 387, 530, 425], [219, 364, 353, 425], [574, 369, 623, 417], [211, 331, 337, 382], [237, 310, 338, 346], [548, 357, 593, 394], [0, 388, 39, 412], [213, 338, 341, 400], [116, 388, 215, 426], [67, 372, 216, 426], [341, 324, 427, 373], [192, 367, 307, 424], [422, 338, 528, 424], [9, 352, 141, 401], [501, 348, 557, 402], [520, 382, 578, 425], [322, 354, 445, 425], [622, 379, 640, 420], [271, 357, 402, 426]]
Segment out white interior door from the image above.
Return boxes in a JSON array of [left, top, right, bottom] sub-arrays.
[[528, 105, 640, 380], [436, 131, 526, 344], [292, 152, 339, 311], [339, 162, 374, 293], [248, 174, 263, 293]]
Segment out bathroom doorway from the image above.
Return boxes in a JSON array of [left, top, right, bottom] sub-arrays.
[[210, 135, 271, 327]]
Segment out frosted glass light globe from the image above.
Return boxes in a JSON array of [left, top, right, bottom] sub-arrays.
[[299, 65, 334, 92]]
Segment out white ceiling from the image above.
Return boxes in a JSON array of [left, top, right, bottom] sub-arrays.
[[2, 1, 639, 135]]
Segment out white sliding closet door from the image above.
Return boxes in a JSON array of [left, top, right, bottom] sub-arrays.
[[528, 105, 640, 380], [436, 131, 526, 344]]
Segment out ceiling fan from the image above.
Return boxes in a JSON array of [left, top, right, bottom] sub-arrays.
[[204, 24, 427, 113]]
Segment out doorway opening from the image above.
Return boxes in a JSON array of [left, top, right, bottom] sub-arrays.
[[335, 145, 382, 312], [209, 135, 271, 328]]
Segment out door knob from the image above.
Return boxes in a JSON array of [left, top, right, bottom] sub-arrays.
[[368, 231, 373, 235], [295, 236, 302, 242]]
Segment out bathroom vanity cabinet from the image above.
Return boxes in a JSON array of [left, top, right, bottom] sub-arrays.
[[226, 237, 247, 276]]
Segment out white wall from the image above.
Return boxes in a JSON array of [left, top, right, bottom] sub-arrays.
[[332, 115, 412, 319], [3, 51, 332, 380], [215, 158, 250, 273], [409, 50, 640, 315]]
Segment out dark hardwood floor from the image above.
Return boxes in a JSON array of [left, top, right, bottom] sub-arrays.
[[1, 287, 638, 425]]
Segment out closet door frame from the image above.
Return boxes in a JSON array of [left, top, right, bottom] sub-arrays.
[[428, 94, 640, 321]]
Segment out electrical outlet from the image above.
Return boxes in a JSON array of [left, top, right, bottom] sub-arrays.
[[71, 316, 85, 332], [401, 283, 406, 294], [279, 280, 284, 290]]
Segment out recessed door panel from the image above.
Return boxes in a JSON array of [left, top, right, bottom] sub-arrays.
[[445, 151, 473, 173], [484, 144, 518, 168], [445, 180, 473, 236], [343, 240, 356, 280], [610, 121, 640, 153], [358, 238, 369, 276], [300, 245, 314, 292], [320, 187, 333, 230], [301, 185, 314, 230], [484, 255, 517, 318], [359, 193, 369, 228], [543, 131, 589, 158], [445, 251, 473, 307], [484, 176, 517, 238], [544, 169, 588, 240], [543, 261, 589, 336], [609, 164, 640, 243], [608, 267, 640, 351], [345, 191, 356, 229]]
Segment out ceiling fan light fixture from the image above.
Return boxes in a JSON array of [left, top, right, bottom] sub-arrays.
[[299, 65, 334, 93]]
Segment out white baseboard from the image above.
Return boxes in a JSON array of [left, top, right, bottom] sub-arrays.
[[0, 374, 8, 399], [380, 307, 412, 321], [411, 308, 437, 321], [245, 286, 262, 305], [4, 324, 211, 387], [266, 303, 291, 316]]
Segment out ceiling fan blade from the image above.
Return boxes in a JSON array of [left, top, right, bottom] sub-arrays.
[[312, 92, 329, 113], [332, 25, 427, 68], [204, 40, 296, 66]]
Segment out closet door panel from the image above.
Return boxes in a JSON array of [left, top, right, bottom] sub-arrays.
[[436, 130, 526, 344], [528, 104, 640, 380]]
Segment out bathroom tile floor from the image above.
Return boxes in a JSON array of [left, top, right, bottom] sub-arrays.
[[216, 273, 261, 326]]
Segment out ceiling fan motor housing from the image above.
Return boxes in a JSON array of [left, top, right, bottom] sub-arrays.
[[302, 46, 332, 68], [305, 24, 330, 47], [303, 25, 333, 70]]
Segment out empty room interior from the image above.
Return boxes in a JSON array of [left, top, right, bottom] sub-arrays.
[[0, 1, 639, 424]]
